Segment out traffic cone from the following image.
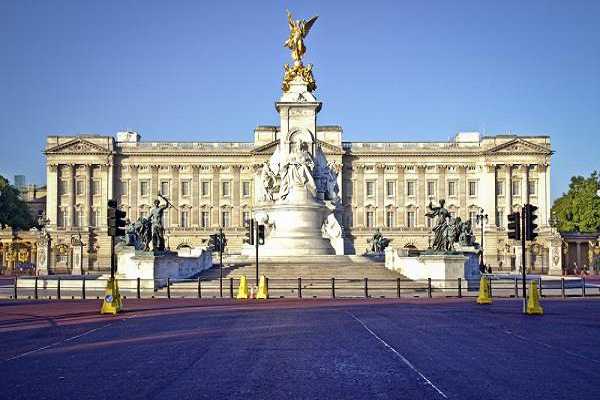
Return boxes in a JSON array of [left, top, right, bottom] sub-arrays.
[[476, 276, 492, 304], [256, 275, 268, 300], [236, 275, 249, 299], [526, 280, 544, 315], [100, 278, 122, 315]]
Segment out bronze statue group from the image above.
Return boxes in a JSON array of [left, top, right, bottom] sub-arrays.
[[426, 199, 476, 253], [124, 195, 172, 252]]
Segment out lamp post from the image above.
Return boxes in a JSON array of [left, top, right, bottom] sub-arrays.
[[475, 208, 488, 271]]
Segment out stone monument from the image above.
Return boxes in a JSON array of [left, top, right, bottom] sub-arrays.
[[249, 11, 343, 257], [70, 233, 83, 275]]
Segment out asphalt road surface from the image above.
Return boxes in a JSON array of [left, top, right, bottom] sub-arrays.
[[1, 298, 599, 399]]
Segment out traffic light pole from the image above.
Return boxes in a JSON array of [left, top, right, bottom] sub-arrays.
[[255, 220, 259, 287], [219, 227, 223, 298], [521, 207, 527, 312], [110, 235, 116, 281]]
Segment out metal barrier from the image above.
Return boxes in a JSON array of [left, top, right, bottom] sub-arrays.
[[2, 275, 599, 300]]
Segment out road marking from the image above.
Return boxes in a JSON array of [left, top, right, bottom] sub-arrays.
[[4, 314, 138, 362], [347, 311, 448, 399], [503, 330, 600, 364]]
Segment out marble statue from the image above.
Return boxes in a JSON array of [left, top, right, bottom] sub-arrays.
[[260, 161, 278, 201], [284, 10, 318, 65], [278, 140, 316, 200]]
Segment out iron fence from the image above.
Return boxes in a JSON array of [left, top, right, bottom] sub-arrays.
[[1, 275, 599, 301]]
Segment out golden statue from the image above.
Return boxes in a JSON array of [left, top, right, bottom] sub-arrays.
[[284, 10, 318, 66], [282, 11, 318, 93]]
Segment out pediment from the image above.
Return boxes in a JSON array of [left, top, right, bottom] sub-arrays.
[[485, 138, 552, 156], [252, 140, 280, 155], [45, 138, 111, 155], [316, 140, 344, 155]]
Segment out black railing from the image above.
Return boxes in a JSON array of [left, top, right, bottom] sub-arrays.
[[2, 276, 599, 301]]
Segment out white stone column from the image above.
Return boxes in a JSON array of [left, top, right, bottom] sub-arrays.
[[376, 163, 385, 227], [211, 166, 221, 228], [505, 164, 513, 212], [129, 165, 138, 221], [47, 164, 59, 228], [354, 165, 365, 227], [192, 166, 200, 227], [232, 165, 241, 226], [68, 164, 76, 226], [170, 165, 180, 226], [458, 165, 467, 219], [84, 164, 93, 226], [437, 165, 446, 201], [417, 166, 426, 226], [522, 164, 530, 205], [538, 164, 549, 226], [396, 165, 405, 227], [480, 164, 496, 226]]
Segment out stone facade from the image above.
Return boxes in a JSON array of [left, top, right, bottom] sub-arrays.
[[42, 126, 556, 274]]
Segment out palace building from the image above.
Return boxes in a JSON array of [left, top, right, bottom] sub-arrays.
[[42, 128, 558, 274]]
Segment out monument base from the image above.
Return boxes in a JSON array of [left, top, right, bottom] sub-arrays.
[[115, 244, 213, 289], [385, 247, 478, 290]]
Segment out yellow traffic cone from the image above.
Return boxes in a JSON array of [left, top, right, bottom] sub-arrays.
[[476, 276, 492, 304], [100, 278, 122, 315], [256, 275, 268, 300], [526, 280, 544, 315], [236, 275, 249, 299]]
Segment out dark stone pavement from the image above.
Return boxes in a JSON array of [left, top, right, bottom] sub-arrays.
[[0, 298, 599, 399]]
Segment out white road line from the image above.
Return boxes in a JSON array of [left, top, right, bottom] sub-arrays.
[[347, 311, 448, 399], [4, 317, 131, 362], [504, 330, 600, 364]]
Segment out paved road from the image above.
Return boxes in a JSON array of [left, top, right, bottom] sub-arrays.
[[1, 298, 599, 399]]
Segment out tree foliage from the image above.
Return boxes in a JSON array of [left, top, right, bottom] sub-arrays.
[[551, 171, 600, 233], [0, 175, 34, 230]]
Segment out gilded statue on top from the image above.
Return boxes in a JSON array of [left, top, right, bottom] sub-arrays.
[[282, 10, 318, 93], [284, 10, 318, 65]]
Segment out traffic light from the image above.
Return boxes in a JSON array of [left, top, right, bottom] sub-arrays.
[[524, 204, 539, 241], [244, 219, 255, 245], [107, 200, 127, 237], [257, 224, 265, 245], [219, 232, 228, 252], [208, 233, 220, 252], [507, 212, 521, 241]]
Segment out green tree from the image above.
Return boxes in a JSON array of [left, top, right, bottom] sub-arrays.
[[0, 175, 34, 230], [551, 171, 600, 233]]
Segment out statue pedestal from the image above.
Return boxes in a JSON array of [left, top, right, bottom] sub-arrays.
[[253, 185, 335, 257], [386, 248, 478, 290], [115, 244, 213, 289]]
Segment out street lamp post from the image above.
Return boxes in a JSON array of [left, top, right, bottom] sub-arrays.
[[475, 208, 488, 272]]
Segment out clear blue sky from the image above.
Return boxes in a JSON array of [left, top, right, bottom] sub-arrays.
[[0, 0, 598, 200]]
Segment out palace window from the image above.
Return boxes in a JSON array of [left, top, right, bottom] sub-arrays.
[[386, 181, 395, 197], [242, 181, 251, 197], [468, 181, 478, 197], [386, 211, 394, 228], [407, 211, 416, 228], [162, 210, 169, 228], [242, 211, 251, 226], [59, 180, 67, 195], [221, 181, 230, 197], [93, 209, 101, 227], [366, 181, 375, 198], [58, 209, 68, 227], [496, 181, 504, 196], [221, 211, 230, 227], [366, 211, 374, 228], [76, 180, 84, 196], [512, 180, 521, 196], [181, 180, 190, 197], [201, 181, 210, 197], [469, 211, 477, 224], [426, 216, 433, 228], [92, 180, 101, 196], [160, 181, 170, 196], [448, 181, 456, 197], [528, 180, 537, 196], [74, 209, 83, 227], [180, 210, 189, 228], [140, 181, 149, 197], [201, 211, 209, 228], [407, 181, 416, 197], [120, 180, 128, 196], [496, 210, 504, 227], [427, 181, 436, 197]]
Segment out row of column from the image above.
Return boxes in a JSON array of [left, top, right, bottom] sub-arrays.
[[122, 165, 246, 228], [350, 163, 546, 229]]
